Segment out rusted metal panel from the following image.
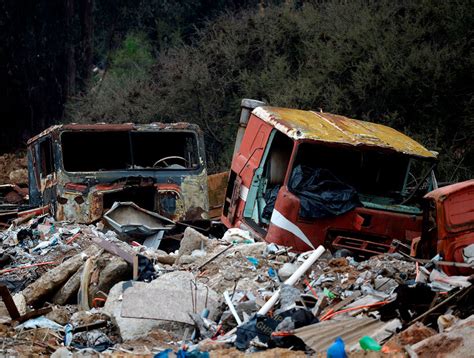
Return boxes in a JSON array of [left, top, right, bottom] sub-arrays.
[[27, 123, 209, 224], [422, 180, 474, 275], [207, 171, 229, 219], [253, 106, 437, 159]]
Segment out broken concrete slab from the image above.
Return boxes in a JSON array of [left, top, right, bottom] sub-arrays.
[[103, 271, 220, 341], [121, 271, 219, 324], [22, 245, 97, 306], [52, 267, 83, 305], [103, 281, 187, 341], [177, 227, 209, 258], [88, 255, 131, 305]]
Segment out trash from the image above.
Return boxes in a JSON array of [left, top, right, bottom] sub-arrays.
[[222, 228, 254, 244], [327, 337, 347, 358], [278, 262, 298, 281], [463, 244, 474, 265], [0, 205, 473, 356], [15, 316, 64, 331], [104, 201, 174, 239], [429, 268, 472, 291], [289, 165, 361, 219], [358, 335, 381, 351]]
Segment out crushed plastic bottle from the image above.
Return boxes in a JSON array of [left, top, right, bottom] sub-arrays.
[[359, 335, 381, 351]]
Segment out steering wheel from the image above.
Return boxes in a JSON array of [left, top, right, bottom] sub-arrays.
[[153, 156, 188, 168]]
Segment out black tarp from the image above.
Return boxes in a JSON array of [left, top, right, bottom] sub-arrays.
[[289, 165, 361, 219]]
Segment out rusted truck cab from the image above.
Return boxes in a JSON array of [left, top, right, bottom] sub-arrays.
[[417, 180, 474, 275], [27, 123, 208, 223], [222, 100, 438, 256]]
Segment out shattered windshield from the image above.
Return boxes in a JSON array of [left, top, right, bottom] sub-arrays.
[[61, 131, 200, 172], [292, 142, 434, 206]]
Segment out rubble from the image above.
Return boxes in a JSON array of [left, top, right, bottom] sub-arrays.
[[0, 211, 472, 356]]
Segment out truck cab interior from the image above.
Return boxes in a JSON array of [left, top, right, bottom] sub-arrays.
[[243, 132, 436, 232]]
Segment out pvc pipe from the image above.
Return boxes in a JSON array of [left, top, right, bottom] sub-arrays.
[[224, 290, 243, 325], [257, 245, 325, 316]]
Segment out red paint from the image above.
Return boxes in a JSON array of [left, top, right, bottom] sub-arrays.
[[424, 180, 474, 275], [222, 115, 424, 255], [265, 186, 421, 253]]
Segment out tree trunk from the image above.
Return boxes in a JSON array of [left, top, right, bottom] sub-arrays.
[[65, 0, 75, 98], [80, 0, 93, 88]]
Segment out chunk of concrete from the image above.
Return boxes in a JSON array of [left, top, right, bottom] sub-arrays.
[[46, 306, 71, 326], [178, 227, 208, 257], [103, 271, 220, 341], [53, 267, 83, 305], [22, 245, 97, 305], [88, 255, 131, 304], [121, 271, 219, 324]]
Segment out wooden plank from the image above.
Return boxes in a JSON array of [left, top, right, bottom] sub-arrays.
[[15, 307, 52, 324], [0, 284, 20, 320]]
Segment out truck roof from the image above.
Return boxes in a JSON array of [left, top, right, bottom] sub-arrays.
[[253, 106, 437, 159], [27, 122, 201, 145]]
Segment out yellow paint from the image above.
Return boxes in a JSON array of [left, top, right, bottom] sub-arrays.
[[253, 107, 436, 159]]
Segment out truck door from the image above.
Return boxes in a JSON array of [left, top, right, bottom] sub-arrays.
[[242, 130, 294, 231], [36, 136, 57, 209], [222, 116, 273, 225]]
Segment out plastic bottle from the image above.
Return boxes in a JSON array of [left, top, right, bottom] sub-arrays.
[[359, 335, 381, 351]]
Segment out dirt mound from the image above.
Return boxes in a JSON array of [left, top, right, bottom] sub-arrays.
[[0, 152, 28, 184]]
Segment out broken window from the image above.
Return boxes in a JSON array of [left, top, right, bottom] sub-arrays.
[[61, 131, 199, 172], [130, 132, 199, 169], [291, 143, 433, 204], [39, 137, 54, 177]]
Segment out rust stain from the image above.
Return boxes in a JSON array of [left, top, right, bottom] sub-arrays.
[[253, 106, 437, 159]]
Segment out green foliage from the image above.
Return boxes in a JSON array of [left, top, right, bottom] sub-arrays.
[[110, 33, 154, 79], [68, 1, 474, 179], [66, 32, 158, 124]]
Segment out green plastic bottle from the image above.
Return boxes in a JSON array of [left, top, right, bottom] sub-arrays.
[[359, 336, 381, 351]]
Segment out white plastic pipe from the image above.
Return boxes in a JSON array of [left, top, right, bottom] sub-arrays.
[[257, 245, 325, 316], [224, 290, 243, 325]]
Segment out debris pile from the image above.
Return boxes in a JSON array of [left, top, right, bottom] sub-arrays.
[[0, 212, 473, 356]]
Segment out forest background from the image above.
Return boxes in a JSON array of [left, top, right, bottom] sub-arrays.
[[1, 1, 472, 181]]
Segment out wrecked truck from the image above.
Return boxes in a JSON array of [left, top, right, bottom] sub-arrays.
[[222, 100, 439, 256], [415, 179, 474, 275], [26, 123, 209, 223]]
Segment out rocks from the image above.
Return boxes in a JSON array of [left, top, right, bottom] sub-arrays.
[[22, 245, 97, 306], [103, 271, 220, 341], [53, 268, 84, 305], [46, 306, 72, 326], [178, 227, 209, 258]]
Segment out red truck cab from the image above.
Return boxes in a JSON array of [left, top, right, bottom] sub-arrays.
[[418, 180, 474, 275], [222, 100, 438, 256]]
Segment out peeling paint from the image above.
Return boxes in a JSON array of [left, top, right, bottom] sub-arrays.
[[27, 123, 209, 224], [253, 106, 437, 159]]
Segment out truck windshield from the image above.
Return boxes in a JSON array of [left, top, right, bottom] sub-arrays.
[[292, 142, 434, 208], [61, 131, 200, 172]]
